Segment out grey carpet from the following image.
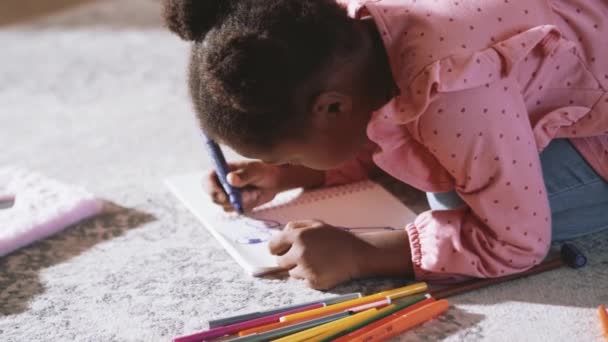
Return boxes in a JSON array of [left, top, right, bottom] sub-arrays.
[[1, 1, 607, 341]]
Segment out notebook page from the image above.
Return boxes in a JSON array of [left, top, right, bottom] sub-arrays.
[[165, 173, 279, 275], [165, 173, 416, 276], [251, 181, 416, 230]]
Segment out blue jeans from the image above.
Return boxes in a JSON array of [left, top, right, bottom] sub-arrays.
[[426, 139, 608, 241]]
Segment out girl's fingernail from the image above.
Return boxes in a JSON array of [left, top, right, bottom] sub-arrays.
[[243, 190, 260, 203], [242, 191, 250, 203], [217, 193, 226, 202], [248, 190, 261, 203], [227, 173, 239, 185]]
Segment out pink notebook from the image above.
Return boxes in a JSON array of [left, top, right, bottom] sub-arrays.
[[0, 167, 103, 257]]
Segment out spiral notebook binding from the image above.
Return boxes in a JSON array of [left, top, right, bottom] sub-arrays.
[[253, 180, 376, 214]]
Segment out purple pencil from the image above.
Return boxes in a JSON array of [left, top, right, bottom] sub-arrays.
[[173, 303, 324, 342]]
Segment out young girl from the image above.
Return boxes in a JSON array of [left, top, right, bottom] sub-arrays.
[[163, 0, 608, 289]]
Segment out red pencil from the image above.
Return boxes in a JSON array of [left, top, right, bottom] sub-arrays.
[[332, 297, 436, 342]]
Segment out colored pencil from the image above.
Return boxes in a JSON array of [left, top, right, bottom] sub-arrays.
[[238, 298, 391, 337], [226, 311, 352, 342], [317, 294, 428, 342], [209, 293, 361, 328], [280, 282, 427, 323], [239, 320, 290, 337], [311, 305, 396, 342], [330, 297, 436, 342], [272, 308, 379, 342], [429, 243, 588, 300], [172, 303, 323, 342], [308, 307, 397, 342], [347, 299, 449, 342]]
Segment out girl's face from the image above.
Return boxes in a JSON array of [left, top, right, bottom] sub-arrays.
[[233, 123, 370, 170], [232, 99, 373, 170]]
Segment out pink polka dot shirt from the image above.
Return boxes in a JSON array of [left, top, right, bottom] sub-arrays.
[[328, 0, 608, 282]]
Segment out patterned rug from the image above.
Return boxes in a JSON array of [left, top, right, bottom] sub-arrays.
[[1, 1, 607, 341]]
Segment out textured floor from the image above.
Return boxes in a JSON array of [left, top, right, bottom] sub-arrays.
[[1, 1, 607, 341]]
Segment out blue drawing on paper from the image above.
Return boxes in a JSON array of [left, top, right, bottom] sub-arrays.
[[234, 217, 282, 245], [228, 215, 399, 245]]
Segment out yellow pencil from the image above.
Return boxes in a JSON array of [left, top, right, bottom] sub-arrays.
[[280, 282, 427, 323], [309, 304, 398, 342], [272, 308, 379, 342]]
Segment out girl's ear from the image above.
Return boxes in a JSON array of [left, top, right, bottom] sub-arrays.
[[311, 91, 353, 130]]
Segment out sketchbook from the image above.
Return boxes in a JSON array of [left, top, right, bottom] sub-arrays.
[[165, 172, 416, 276]]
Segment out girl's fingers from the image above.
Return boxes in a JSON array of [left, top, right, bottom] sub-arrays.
[[226, 171, 242, 187], [208, 172, 231, 207], [240, 189, 267, 212], [268, 230, 295, 256], [207, 169, 224, 187], [241, 189, 261, 207], [284, 220, 324, 231], [227, 162, 267, 187], [211, 191, 227, 204], [247, 191, 276, 210], [288, 265, 307, 280], [207, 162, 278, 211], [207, 162, 250, 190], [276, 247, 299, 270], [216, 189, 266, 212], [270, 221, 322, 256]]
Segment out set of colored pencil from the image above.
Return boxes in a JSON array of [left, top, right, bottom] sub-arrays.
[[172, 282, 449, 342]]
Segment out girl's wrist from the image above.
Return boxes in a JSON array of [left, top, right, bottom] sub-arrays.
[[355, 230, 413, 278]]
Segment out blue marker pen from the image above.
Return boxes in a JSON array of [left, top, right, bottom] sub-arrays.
[[201, 132, 244, 214]]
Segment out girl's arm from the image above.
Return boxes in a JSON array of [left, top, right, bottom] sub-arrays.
[[402, 90, 552, 282], [355, 230, 413, 278]]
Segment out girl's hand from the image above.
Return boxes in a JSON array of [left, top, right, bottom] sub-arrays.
[[268, 220, 413, 290], [207, 162, 325, 212]]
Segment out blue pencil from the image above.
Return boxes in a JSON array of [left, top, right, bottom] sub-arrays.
[[201, 132, 244, 214]]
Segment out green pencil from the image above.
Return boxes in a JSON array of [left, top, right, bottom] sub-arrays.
[[318, 294, 428, 342], [226, 311, 351, 342]]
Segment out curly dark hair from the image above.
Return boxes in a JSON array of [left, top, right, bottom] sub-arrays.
[[162, 0, 357, 148]]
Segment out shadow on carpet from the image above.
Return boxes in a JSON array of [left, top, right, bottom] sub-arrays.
[[0, 201, 155, 315]]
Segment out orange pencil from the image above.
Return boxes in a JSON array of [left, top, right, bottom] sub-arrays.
[[331, 297, 436, 342], [238, 298, 391, 337], [347, 299, 449, 342], [599, 305, 608, 338], [239, 321, 287, 336]]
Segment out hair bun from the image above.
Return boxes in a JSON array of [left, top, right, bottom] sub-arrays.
[[204, 34, 291, 112], [162, 0, 229, 41]]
